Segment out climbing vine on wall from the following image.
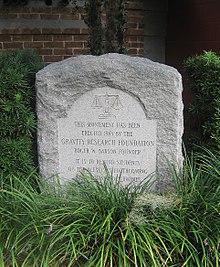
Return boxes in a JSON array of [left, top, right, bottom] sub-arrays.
[[84, 0, 103, 55], [104, 0, 127, 54], [84, 0, 127, 55]]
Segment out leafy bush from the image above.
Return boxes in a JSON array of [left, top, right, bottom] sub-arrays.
[[183, 51, 220, 152], [0, 49, 43, 178], [0, 150, 219, 266]]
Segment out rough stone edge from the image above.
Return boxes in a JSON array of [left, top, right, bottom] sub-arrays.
[[36, 54, 184, 190]]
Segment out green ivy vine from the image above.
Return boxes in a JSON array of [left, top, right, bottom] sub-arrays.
[[84, 0, 127, 55]]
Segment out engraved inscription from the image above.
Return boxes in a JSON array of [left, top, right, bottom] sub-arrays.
[[58, 87, 157, 186]]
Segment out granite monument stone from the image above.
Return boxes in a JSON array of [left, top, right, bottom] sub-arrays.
[[36, 53, 183, 189]]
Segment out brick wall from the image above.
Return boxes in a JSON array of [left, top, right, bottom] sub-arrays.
[[0, 0, 145, 64], [126, 1, 145, 56]]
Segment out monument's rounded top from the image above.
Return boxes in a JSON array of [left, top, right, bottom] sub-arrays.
[[36, 53, 181, 81]]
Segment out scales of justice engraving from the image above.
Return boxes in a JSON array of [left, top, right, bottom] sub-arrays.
[[91, 93, 123, 119]]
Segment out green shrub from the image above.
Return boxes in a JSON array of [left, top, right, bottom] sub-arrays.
[[0, 151, 219, 266], [183, 51, 220, 152], [0, 49, 43, 178]]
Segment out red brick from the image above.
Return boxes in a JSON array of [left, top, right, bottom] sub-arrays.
[[18, 14, 40, 19], [127, 10, 144, 17], [42, 28, 61, 34], [54, 48, 73, 55], [33, 35, 53, 41], [80, 28, 89, 34], [52, 7, 71, 15], [44, 41, 64, 48], [0, 14, 17, 19], [126, 36, 137, 42], [31, 7, 52, 14], [3, 42, 23, 49], [53, 35, 72, 41], [126, 36, 144, 42], [24, 42, 44, 48], [127, 48, 138, 55], [60, 14, 80, 20], [0, 7, 10, 15], [37, 48, 53, 55], [73, 48, 90, 55], [65, 41, 84, 48], [10, 7, 31, 14], [126, 28, 144, 35], [1, 29, 20, 34], [22, 28, 41, 34], [12, 35, 33, 42], [126, 22, 138, 29], [0, 35, 11, 42], [44, 55, 63, 62], [127, 1, 144, 10], [62, 28, 81, 34], [40, 14, 60, 20], [74, 35, 89, 41], [128, 42, 143, 48], [127, 16, 144, 23], [137, 48, 144, 55], [64, 55, 73, 60]]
